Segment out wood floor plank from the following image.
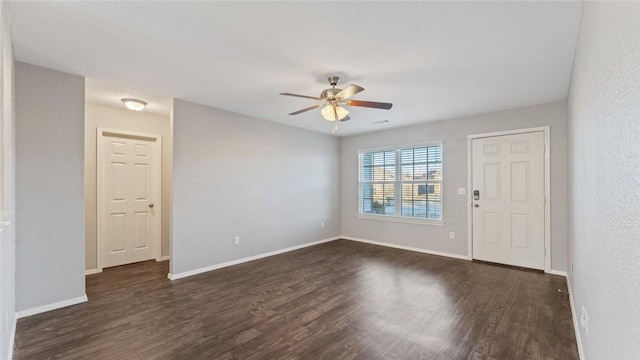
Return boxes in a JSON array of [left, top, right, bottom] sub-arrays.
[[14, 240, 578, 359]]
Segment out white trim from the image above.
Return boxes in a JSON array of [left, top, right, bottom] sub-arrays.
[[466, 127, 549, 140], [357, 140, 443, 154], [467, 126, 552, 272], [100, 128, 159, 142], [567, 276, 586, 360], [157, 255, 170, 262], [543, 128, 551, 272], [84, 268, 101, 276], [7, 315, 16, 360], [357, 142, 444, 223], [97, 127, 162, 272], [168, 237, 340, 280], [343, 236, 471, 261], [467, 136, 473, 259], [356, 214, 445, 226], [16, 295, 88, 319], [545, 269, 567, 277]]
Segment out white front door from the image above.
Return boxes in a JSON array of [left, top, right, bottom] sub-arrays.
[[471, 131, 545, 270], [97, 129, 161, 269]]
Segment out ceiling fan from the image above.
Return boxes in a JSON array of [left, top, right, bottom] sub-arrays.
[[280, 76, 393, 124]]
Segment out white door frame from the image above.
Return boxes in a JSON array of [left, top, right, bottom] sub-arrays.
[[466, 126, 551, 273], [97, 127, 162, 272]]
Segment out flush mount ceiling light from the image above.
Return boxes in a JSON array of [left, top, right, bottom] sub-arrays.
[[121, 98, 147, 111]]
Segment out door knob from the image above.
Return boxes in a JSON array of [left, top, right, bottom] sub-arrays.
[[149, 203, 154, 208], [473, 204, 479, 208]]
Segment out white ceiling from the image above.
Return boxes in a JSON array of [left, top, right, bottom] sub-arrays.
[[7, 1, 582, 136]]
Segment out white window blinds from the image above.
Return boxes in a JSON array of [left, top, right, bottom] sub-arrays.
[[359, 143, 443, 221]]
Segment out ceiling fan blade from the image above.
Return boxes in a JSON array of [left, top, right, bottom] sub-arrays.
[[336, 84, 365, 99], [288, 104, 321, 115], [346, 100, 393, 110], [280, 92, 322, 100], [340, 115, 351, 122]]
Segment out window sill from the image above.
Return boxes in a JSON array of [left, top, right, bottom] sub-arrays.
[[357, 214, 445, 226]]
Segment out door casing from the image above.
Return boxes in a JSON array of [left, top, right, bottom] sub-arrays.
[[96, 127, 162, 272], [467, 126, 551, 273]]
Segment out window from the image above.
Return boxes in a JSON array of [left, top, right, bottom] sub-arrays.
[[359, 143, 443, 222]]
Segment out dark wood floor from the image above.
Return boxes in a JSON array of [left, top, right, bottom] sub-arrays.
[[14, 240, 578, 359]]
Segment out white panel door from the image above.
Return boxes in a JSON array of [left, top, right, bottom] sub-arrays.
[[98, 130, 161, 269], [471, 131, 545, 269]]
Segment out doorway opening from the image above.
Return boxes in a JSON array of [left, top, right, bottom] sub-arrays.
[[84, 82, 172, 279], [467, 127, 550, 271], [97, 128, 162, 270]]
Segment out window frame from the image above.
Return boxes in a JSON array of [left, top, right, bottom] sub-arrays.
[[357, 141, 445, 226]]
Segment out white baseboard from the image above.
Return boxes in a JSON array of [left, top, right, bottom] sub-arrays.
[[342, 236, 471, 261], [7, 314, 16, 360], [168, 236, 341, 280], [157, 255, 170, 262], [566, 276, 585, 360], [546, 269, 568, 276], [84, 268, 101, 275], [16, 295, 88, 319]]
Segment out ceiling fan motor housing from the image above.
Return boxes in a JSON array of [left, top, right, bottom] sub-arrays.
[[322, 76, 342, 102], [321, 88, 342, 102]]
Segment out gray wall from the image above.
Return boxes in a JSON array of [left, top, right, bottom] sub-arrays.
[[15, 62, 85, 311], [0, 2, 16, 358], [341, 101, 568, 272], [568, 2, 640, 359], [171, 99, 341, 276], [84, 102, 172, 271]]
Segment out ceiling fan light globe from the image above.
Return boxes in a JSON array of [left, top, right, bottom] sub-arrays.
[[335, 105, 349, 120], [321, 105, 336, 121], [321, 105, 349, 121]]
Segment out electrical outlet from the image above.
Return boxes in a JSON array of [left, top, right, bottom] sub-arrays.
[[457, 188, 466, 195], [233, 236, 240, 245], [321, 222, 325, 229], [580, 306, 589, 338], [449, 232, 455, 240]]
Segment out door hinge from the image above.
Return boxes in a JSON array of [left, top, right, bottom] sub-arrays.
[[544, 248, 547, 256]]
